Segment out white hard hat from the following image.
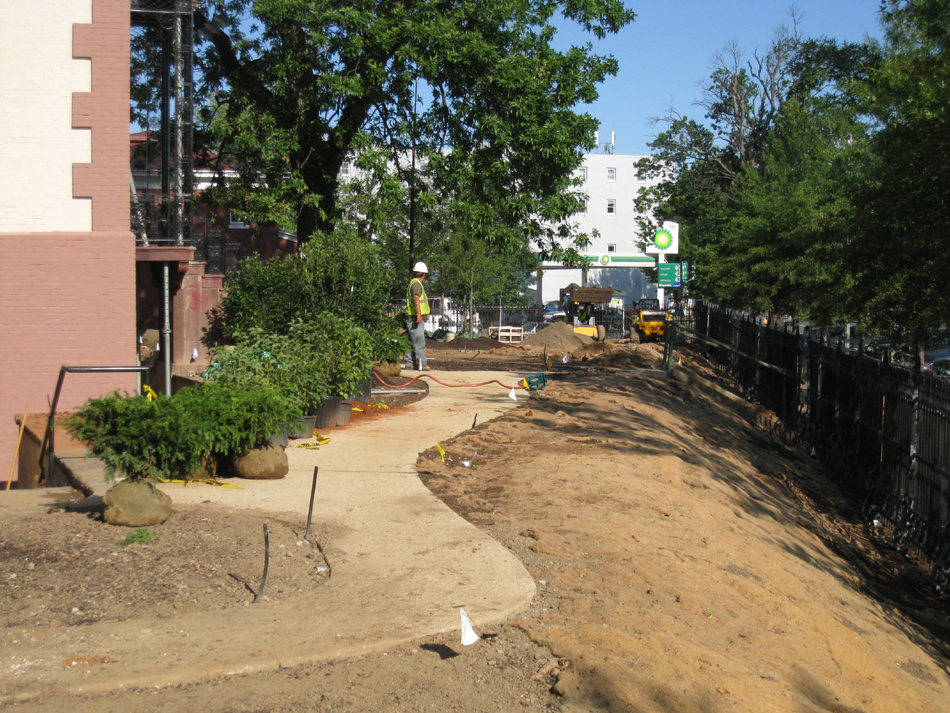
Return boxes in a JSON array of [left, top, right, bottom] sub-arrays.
[[413, 261, 428, 273]]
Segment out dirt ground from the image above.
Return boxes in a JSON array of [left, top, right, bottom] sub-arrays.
[[3, 334, 950, 712]]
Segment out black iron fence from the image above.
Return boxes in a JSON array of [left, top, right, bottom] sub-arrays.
[[131, 192, 194, 248], [686, 304, 950, 590]]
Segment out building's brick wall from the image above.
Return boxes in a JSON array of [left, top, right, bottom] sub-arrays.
[[72, 0, 131, 233], [0, 0, 135, 484]]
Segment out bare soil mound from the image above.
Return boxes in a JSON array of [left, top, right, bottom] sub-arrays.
[[571, 341, 665, 369], [523, 321, 593, 350], [417, 373, 950, 712]]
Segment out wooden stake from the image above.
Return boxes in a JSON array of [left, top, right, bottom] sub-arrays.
[[7, 407, 28, 491]]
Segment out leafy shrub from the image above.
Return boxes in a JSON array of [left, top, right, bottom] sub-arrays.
[[219, 227, 394, 340], [66, 384, 301, 484], [174, 382, 300, 455], [210, 318, 382, 401], [205, 328, 330, 410], [368, 317, 412, 364], [65, 393, 202, 483], [289, 315, 375, 398]]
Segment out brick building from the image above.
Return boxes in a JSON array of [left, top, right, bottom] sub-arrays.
[[0, 0, 136, 484]]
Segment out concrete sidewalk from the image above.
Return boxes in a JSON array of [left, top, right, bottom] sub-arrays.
[[0, 370, 536, 701]]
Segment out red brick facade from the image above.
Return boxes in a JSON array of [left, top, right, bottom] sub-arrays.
[[0, 0, 135, 486]]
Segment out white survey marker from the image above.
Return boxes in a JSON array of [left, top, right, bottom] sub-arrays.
[[460, 608, 480, 646]]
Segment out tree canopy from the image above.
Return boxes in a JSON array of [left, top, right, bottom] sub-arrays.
[[192, 0, 634, 259], [636, 3, 950, 346]]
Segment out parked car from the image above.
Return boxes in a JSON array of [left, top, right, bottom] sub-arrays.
[[542, 300, 566, 322], [927, 356, 950, 378]]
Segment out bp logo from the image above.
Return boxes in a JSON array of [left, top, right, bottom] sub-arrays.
[[652, 229, 673, 250], [599, 255, 610, 265]]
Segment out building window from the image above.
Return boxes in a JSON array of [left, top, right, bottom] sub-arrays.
[[607, 199, 616, 214], [341, 161, 351, 177], [636, 170, 646, 183], [607, 167, 616, 181], [228, 210, 250, 229], [577, 167, 587, 180], [607, 244, 616, 253]]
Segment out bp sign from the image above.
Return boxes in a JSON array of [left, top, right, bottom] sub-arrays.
[[646, 221, 679, 254]]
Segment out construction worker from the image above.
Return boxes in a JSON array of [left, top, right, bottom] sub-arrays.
[[405, 262, 431, 371]]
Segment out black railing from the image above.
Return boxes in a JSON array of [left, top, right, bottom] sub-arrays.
[[131, 192, 194, 248], [41, 366, 151, 487], [685, 305, 950, 591]]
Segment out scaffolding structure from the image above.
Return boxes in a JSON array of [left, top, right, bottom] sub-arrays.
[[130, 0, 194, 249]]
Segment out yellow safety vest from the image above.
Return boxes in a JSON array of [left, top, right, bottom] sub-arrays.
[[406, 278, 430, 317]]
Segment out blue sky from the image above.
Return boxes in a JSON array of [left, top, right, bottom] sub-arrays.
[[554, 1, 885, 156]]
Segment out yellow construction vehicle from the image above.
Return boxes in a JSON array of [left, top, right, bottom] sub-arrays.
[[559, 285, 615, 341], [631, 299, 671, 343]]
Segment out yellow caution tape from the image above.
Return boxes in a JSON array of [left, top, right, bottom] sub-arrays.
[[437, 443, 446, 463], [142, 384, 158, 401], [158, 477, 243, 488], [372, 403, 390, 410], [352, 407, 364, 412], [296, 437, 331, 449]]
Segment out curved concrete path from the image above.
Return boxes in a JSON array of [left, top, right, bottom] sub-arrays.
[[0, 370, 536, 701]]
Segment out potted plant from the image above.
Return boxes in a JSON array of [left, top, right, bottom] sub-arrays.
[[205, 330, 328, 435]]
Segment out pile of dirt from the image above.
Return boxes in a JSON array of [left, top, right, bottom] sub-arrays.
[[569, 341, 665, 369], [523, 321, 593, 350], [570, 341, 617, 361], [417, 375, 950, 712]]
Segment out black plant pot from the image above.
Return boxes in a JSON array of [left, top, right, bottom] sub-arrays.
[[314, 396, 343, 429], [286, 415, 317, 439]]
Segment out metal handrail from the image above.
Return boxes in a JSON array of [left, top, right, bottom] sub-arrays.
[[40, 366, 150, 486]]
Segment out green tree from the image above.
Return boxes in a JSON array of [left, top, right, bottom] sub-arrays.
[[193, 0, 634, 251], [701, 95, 867, 320], [635, 15, 873, 325], [848, 0, 950, 349]]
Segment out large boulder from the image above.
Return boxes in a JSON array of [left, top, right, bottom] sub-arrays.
[[103, 480, 173, 526], [232, 443, 288, 480]]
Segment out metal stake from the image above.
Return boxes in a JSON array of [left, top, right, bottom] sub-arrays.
[[305, 466, 318, 540]]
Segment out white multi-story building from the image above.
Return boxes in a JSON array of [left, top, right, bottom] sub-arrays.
[[536, 152, 665, 306]]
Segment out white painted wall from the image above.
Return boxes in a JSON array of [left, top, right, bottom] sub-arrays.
[[539, 153, 663, 304], [0, 0, 93, 232]]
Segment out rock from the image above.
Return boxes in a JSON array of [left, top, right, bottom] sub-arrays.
[[103, 481, 172, 526], [374, 360, 402, 378], [551, 668, 581, 698], [232, 443, 288, 480]]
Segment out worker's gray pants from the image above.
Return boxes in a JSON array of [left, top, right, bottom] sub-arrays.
[[405, 321, 427, 369]]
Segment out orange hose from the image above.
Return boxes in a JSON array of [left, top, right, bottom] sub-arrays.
[[373, 371, 526, 390]]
